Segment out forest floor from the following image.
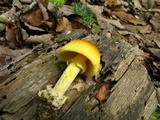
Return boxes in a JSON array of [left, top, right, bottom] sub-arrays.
[[0, 0, 160, 119]]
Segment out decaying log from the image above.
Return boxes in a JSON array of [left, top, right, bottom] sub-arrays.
[[100, 58, 157, 120], [0, 29, 158, 120]]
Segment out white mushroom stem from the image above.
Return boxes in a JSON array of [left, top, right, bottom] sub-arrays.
[[38, 54, 87, 109]]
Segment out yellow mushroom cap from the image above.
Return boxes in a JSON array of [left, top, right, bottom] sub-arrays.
[[59, 40, 100, 76]]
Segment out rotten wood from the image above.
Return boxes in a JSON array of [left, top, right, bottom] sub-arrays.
[[0, 29, 158, 120]]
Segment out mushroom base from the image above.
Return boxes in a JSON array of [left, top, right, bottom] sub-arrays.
[[38, 84, 68, 109]]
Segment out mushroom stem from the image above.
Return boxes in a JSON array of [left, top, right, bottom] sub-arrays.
[[53, 62, 81, 96], [38, 54, 87, 109]]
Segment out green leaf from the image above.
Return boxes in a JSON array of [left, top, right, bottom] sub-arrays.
[[49, 0, 65, 6]]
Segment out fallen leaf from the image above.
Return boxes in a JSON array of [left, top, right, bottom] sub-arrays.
[[155, 0, 160, 5], [26, 34, 53, 43], [21, 28, 29, 41], [0, 46, 30, 67], [0, 53, 7, 66], [2, 7, 16, 20], [56, 5, 73, 17], [123, 24, 145, 34], [150, 13, 160, 33], [20, 7, 43, 26], [100, 18, 125, 29], [154, 38, 160, 49], [133, 0, 142, 9], [96, 84, 110, 103], [38, 0, 48, 8], [5, 24, 18, 49], [12, 0, 23, 9], [14, 18, 23, 47], [106, 0, 122, 10], [139, 24, 152, 34], [97, 17, 115, 33], [41, 20, 53, 27], [141, 0, 155, 9], [153, 61, 160, 70], [148, 9, 160, 12], [131, 45, 150, 60], [118, 30, 133, 35], [38, 0, 49, 20], [56, 17, 72, 32], [86, 4, 104, 19], [144, 58, 160, 81], [66, 15, 91, 32], [128, 34, 139, 46], [148, 48, 160, 59], [112, 11, 146, 26], [23, 21, 45, 32]]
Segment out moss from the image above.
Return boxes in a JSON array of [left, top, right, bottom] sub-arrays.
[[149, 107, 160, 120], [111, 29, 122, 42]]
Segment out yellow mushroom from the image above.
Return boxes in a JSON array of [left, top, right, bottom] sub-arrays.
[[38, 40, 100, 109]]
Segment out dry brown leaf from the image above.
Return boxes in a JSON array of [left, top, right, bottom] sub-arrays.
[[118, 30, 133, 35], [150, 13, 160, 33], [106, 0, 122, 9], [154, 38, 160, 49], [131, 45, 150, 60], [5, 18, 24, 49], [112, 11, 146, 26], [141, 0, 155, 9], [139, 24, 152, 34], [38, 0, 48, 8], [148, 48, 160, 59], [5, 25, 18, 49], [0, 46, 30, 67], [26, 34, 53, 43], [12, 0, 23, 9], [38, 0, 49, 20], [86, 4, 104, 19], [133, 0, 142, 9], [66, 15, 91, 32], [153, 61, 160, 70], [56, 5, 73, 17], [0, 46, 12, 67], [21, 28, 29, 41], [100, 18, 125, 29], [20, 8, 43, 26], [96, 84, 110, 103], [23, 21, 45, 31], [41, 21, 55, 29], [148, 9, 160, 13], [56, 17, 72, 32], [2, 7, 16, 20]]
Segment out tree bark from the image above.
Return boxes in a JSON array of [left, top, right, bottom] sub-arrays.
[[0, 29, 158, 120]]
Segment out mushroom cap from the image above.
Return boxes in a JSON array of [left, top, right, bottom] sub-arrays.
[[59, 40, 100, 76]]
